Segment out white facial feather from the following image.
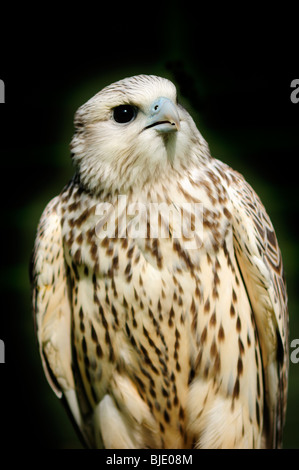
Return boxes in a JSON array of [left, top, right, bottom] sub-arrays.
[[70, 75, 209, 193]]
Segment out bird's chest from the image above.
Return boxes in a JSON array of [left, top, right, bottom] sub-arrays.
[[61, 178, 232, 281], [61, 186, 234, 368], [59, 184, 256, 445]]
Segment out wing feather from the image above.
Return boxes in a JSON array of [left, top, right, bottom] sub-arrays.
[[223, 164, 289, 448], [31, 196, 94, 447]]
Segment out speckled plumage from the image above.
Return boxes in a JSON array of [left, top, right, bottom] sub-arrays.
[[31, 75, 288, 449]]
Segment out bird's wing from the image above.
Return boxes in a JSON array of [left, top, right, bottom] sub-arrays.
[[31, 196, 94, 448], [224, 165, 289, 448]]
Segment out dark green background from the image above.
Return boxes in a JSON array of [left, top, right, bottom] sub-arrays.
[[0, 5, 298, 449]]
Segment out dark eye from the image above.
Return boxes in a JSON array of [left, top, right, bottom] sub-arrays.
[[113, 105, 137, 124]]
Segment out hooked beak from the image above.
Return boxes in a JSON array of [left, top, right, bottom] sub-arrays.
[[143, 97, 180, 133]]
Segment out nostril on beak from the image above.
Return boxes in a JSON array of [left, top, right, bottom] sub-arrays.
[[144, 96, 180, 132], [151, 97, 169, 115]]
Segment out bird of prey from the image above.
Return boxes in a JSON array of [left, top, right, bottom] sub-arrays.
[[31, 74, 288, 449]]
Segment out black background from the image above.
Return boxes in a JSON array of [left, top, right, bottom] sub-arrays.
[[0, 4, 299, 453]]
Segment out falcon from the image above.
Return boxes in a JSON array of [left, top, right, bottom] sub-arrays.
[[31, 74, 288, 449]]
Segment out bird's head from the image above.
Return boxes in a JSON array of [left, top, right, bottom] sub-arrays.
[[71, 75, 208, 194]]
